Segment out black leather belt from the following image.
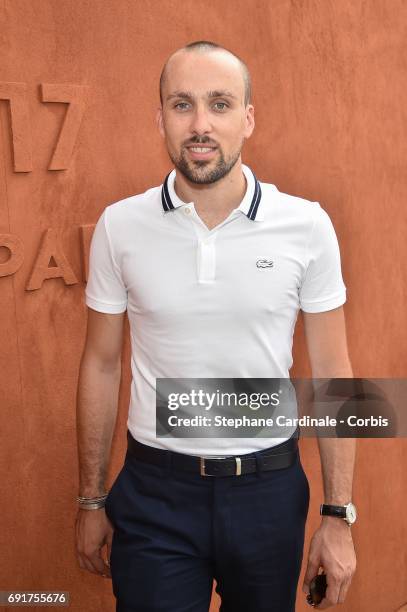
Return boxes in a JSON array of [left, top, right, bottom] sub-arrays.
[[126, 428, 299, 477]]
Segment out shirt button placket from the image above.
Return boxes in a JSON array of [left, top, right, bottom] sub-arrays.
[[198, 238, 216, 283], [184, 205, 217, 283]]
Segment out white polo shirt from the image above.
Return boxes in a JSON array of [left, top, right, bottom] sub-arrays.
[[85, 164, 347, 455]]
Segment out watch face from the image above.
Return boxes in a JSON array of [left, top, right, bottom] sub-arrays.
[[346, 503, 357, 524]]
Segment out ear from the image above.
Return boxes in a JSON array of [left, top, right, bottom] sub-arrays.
[[156, 108, 165, 139], [244, 104, 255, 139]]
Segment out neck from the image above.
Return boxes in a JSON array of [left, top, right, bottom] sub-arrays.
[[173, 160, 247, 214]]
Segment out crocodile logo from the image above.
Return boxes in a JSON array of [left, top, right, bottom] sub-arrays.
[[256, 259, 274, 268]]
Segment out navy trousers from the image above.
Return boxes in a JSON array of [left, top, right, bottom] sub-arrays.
[[105, 436, 310, 612]]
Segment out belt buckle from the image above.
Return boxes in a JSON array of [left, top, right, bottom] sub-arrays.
[[200, 456, 242, 477]]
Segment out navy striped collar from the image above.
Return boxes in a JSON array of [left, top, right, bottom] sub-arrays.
[[161, 164, 264, 221]]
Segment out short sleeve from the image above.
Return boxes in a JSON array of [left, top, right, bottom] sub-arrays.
[[85, 207, 127, 313], [299, 203, 347, 313]]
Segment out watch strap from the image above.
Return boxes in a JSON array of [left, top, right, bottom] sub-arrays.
[[320, 504, 347, 519]]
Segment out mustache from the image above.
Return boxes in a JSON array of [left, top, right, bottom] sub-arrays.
[[183, 138, 219, 147]]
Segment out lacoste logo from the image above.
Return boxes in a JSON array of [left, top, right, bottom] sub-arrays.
[[256, 259, 274, 268]]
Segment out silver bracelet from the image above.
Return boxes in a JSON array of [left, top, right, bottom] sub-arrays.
[[78, 500, 106, 510], [77, 493, 108, 502], [77, 493, 108, 510]]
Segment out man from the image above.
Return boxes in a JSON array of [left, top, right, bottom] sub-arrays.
[[75, 41, 357, 611]]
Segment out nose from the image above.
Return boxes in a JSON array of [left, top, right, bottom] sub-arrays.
[[189, 103, 212, 136]]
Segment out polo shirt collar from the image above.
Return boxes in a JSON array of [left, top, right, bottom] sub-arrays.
[[161, 163, 264, 222]]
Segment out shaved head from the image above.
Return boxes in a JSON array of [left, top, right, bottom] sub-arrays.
[[159, 40, 252, 107]]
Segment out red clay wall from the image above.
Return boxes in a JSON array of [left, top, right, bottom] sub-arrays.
[[1, 1, 406, 610]]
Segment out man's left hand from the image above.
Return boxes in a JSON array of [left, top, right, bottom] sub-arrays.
[[302, 517, 357, 609]]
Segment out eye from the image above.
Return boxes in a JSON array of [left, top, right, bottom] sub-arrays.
[[174, 102, 190, 111], [213, 102, 228, 111]]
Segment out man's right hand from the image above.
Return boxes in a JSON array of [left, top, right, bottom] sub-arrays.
[[75, 507, 113, 578]]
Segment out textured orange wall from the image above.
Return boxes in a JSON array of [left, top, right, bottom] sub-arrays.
[[1, 1, 406, 611]]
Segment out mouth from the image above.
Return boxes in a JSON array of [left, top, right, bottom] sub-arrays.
[[185, 145, 218, 161]]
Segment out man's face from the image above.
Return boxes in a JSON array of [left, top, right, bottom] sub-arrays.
[[157, 50, 255, 184]]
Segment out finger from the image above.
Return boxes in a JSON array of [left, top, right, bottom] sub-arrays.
[[100, 565, 112, 579], [302, 559, 321, 594], [77, 546, 101, 575], [88, 551, 111, 577], [106, 541, 112, 567], [104, 526, 113, 569], [337, 576, 352, 604], [76, 553, 86, 571], [80, 554, 102, 576], [100, 552, 112, 578], [80, 545, 107, 576], [315, 578, 341, 609]]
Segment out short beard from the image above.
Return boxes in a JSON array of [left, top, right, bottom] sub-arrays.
[[168, 143, 243, 185]]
